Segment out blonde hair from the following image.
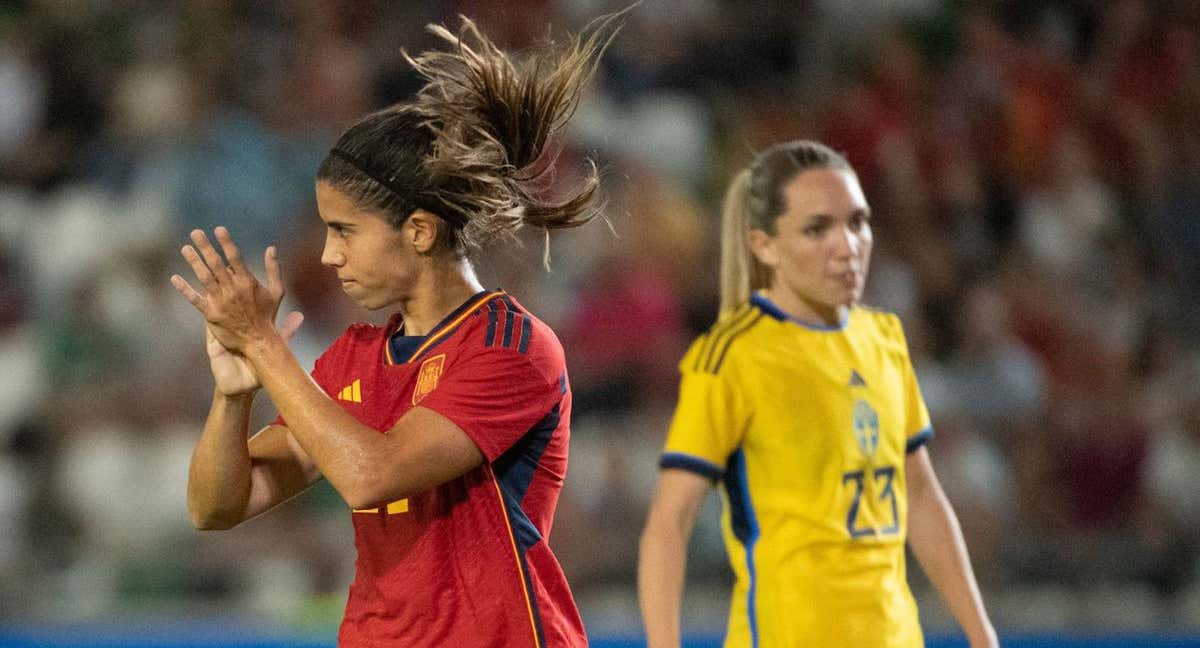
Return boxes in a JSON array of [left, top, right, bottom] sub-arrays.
[[717, 140, 853, 317], [719, 168, 768, 316]]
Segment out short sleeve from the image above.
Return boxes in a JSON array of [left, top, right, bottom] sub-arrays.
[[417, 345, 562, 463], [660, 340, 750, 480]]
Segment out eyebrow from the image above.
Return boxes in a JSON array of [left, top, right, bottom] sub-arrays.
[[809, 207, 871, 219], [800, 208, 870, 225]]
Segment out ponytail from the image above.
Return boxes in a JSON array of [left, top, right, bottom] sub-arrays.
[[405, 14, 620, 249], [317, 13, 624, 258], [719, 169, 771, 318]]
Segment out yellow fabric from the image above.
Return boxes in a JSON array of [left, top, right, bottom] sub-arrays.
[[662, 298, 931, 648]]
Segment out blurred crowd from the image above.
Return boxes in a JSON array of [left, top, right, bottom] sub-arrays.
[[1, 0, 1199, 637]]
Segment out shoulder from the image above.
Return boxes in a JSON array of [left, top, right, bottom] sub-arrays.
[[454, 293, 565, 378], [321, 321, 387, 355], [682, 303, 769, 376], [346, 321, 389, 343], [316, 321, 381, 357], [311, 320, 387, 379], [851, 306, 910, 353], [854, 305, 901, 331], [462, 293, 561, 351]]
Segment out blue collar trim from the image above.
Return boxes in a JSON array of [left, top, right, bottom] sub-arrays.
[[750, 293, 848, 331]]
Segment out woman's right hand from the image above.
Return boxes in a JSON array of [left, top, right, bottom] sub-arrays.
[[208, 311, 304, 396]]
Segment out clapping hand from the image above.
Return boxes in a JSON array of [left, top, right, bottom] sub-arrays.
[[171, 227, 303, 395]]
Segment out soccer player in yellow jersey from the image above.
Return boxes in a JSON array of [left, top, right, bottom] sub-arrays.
[[638, 141, 998, 648]]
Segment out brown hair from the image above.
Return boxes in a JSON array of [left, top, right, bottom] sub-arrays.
[[718, 140, 853, 316], [316, 14, 622, 257]]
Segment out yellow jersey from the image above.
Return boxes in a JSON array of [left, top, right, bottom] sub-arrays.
[[661, 294, 933, 648]]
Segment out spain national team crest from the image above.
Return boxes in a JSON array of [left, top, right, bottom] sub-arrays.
[[412, 354, 446, 405], [852, 399, 880, 458]]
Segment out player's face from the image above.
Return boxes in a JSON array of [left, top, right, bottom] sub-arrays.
[[315, 181, 419, 311], [750, 167, 872, 325]]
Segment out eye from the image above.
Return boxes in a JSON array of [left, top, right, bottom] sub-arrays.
[[329, 223, 349, 238], [803, 219, 830, 237]]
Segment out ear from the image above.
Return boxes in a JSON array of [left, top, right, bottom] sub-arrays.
[[747, 228, 779, 269], [406, 209, 442, 254]]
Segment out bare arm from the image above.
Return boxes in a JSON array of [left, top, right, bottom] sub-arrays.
[[639, 469, 712, 648], [179, 252, 312, 532], [906, 447, 998, 648], [184, 305, 315, 530], [187, 393, 320, 529], [186, 390, 254, 529]]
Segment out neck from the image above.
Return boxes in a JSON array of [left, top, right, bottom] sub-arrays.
[[397, 257, 484, 336], [761, 287, 847, 328]]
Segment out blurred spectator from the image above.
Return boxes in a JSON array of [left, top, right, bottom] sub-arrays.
[[0, 246, 40, 437], [1143, 321, 1200, 547], [560, 166, 698, 416], [0, 0, 1197, 636]]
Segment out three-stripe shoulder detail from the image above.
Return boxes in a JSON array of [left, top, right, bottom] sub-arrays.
[[693, 305, 764, 374], [483, 298, 535, 354]]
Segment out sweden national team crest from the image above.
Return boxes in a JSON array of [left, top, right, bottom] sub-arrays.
[[413, 354, 446, 405], [852, 399, 880, 458]]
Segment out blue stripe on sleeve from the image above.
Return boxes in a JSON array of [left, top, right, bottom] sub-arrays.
[[517, 316, 532, 354], [502, 311, 515, 348], [484, 303, 498, 347], [906, 427, 934, 453], [659, 452, 724, 481]]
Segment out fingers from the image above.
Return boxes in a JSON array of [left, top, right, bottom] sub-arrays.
[[214, 226, 249, 276], [264, 246, 283, 296], [180, 244, 217, 289], [190, 229, 231, 284], [170, 274, 207, 312], [278, 310, 305, 343]]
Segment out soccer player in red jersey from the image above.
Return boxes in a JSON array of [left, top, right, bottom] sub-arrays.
[[170, 16, 617, 648]]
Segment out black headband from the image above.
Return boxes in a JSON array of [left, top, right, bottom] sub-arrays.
[[327, 147, 467, 227]]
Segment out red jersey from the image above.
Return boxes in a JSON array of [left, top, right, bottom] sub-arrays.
[[304, 290, 585, 647]]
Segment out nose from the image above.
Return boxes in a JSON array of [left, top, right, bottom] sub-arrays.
[[832, 224, 860, 260], [321, 233, 345, 268]]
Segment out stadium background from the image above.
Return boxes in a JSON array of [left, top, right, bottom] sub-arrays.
[[1, 0, 1199, 645]]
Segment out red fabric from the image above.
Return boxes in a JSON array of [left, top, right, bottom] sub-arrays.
[[302, 293, 585, 648]]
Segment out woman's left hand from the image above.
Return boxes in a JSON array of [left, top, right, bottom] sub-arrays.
[[171, 227, 286, 353]]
